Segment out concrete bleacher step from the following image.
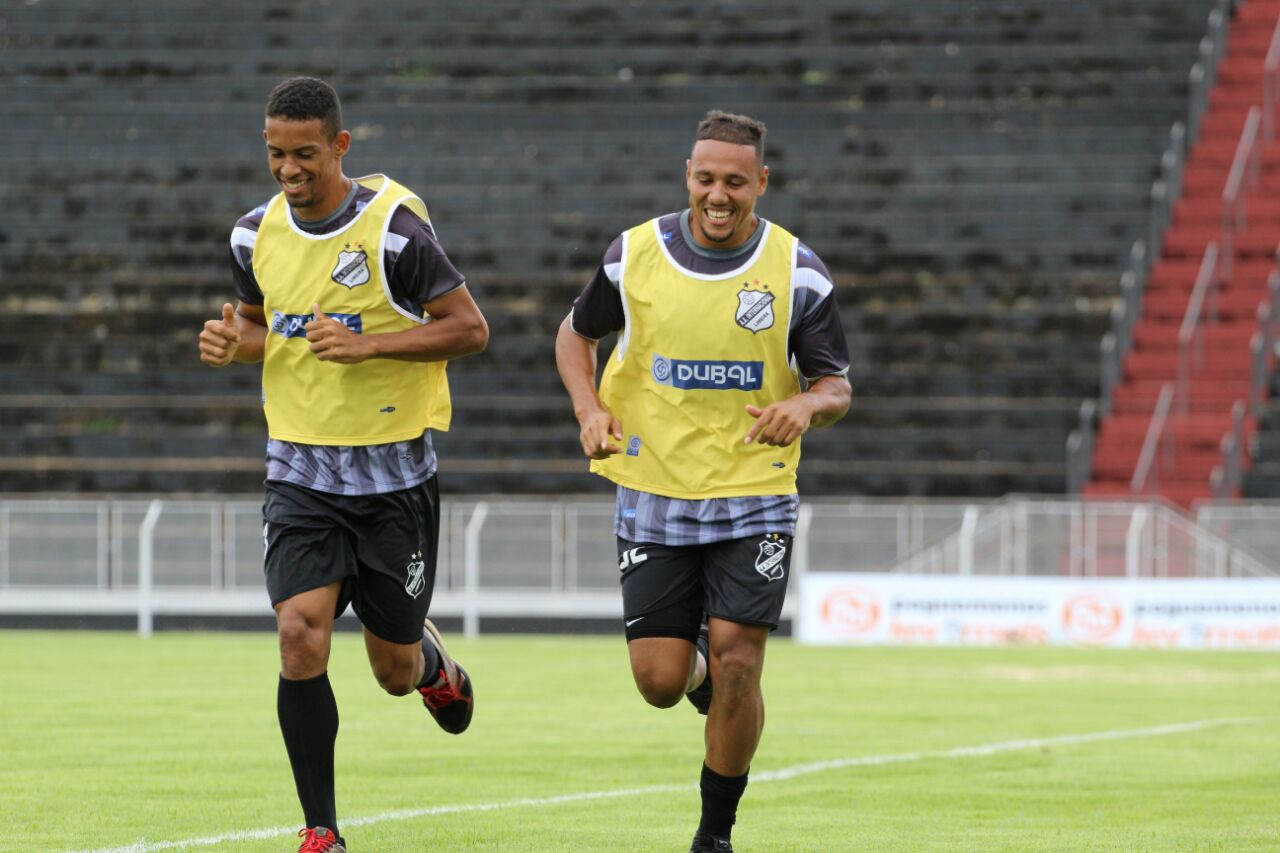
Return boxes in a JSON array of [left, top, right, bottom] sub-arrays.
[[1147, 256, 1275, 290], [1139, 286, 1269, 321], [1109, 379, 1253, 414], [1123, 350, 1252, 381], [1129, 321, 1256, 351], [1091, 449, 1225, 483], [1094, 411, 1238, 447]]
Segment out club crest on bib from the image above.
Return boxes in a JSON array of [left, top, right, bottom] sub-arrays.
[[736, 285, 775, 333], [755, 534, 787, 582], [331, 242, 370, 289]]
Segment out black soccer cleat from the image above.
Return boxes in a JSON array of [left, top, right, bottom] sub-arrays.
[[685, 622, 712, 716], [417, 618, 475, 735], [689, 830, 733, 852]]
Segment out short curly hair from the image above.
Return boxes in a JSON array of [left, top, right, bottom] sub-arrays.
[[694, 110, 766, 163], [265, 77, 343, 140]]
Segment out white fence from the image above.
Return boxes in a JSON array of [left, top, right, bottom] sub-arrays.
[[0, 496, 1276, 634]]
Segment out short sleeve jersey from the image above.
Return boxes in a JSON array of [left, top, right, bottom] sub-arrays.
[[229, 181, 466, 495], [569, 210, 850, 545]]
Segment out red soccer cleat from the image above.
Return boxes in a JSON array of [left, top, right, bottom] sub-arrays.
[[297, 827, 346, 852], [416, 618, 475, 735]]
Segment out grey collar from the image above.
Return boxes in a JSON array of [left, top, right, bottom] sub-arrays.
[[291, 179, 360, 231], [679, 209, 764, 260]]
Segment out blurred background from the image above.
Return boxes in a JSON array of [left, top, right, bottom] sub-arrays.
[[4, 0, 1280, 630]]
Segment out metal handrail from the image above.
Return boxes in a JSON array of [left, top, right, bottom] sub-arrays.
[[1265, 13, 1280, 141], [1189, 2, 1233, 144], [1210, 400, 1248, 499], [1132, 382, 1175, 494], [1164, 122, 1187, 208], [1100, 243, 1147, 416], [1065, 399, 1097, 495], [1149, 122, 1188, 259], [1222, 106, 1262, 281], [1249, 272, 1279, 416], [1177, 242, 1221, 413]]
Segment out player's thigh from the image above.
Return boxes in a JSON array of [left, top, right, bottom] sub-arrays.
[[618, 538, 705, 643], [263, 481, 358, 610], [347, 477, 440, 645], [703, 532, 792, 630]]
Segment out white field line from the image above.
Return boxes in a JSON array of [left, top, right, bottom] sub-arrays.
[[71, 716, 1261, 853]]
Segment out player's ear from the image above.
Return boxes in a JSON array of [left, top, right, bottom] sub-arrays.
[[332, 129, 352, 159], [758, 164, 769, 196]]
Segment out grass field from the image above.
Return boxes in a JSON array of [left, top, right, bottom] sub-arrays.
[[1, 630, 1277, 852]]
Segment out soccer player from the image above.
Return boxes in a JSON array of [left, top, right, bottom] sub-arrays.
[[554, 111, 851, 852], [198, 77, 487, 853]]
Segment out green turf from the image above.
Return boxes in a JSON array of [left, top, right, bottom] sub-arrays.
[[2, 630, 1277, 852]]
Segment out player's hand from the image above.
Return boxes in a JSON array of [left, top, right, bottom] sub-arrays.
[[199, 303, 242, 367], [744, 396, 817, 447], [577, 406, 624, 460], [306, 304, 369, 363]]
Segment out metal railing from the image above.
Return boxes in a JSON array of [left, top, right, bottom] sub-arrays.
[[1264, 11, 1280, 141], [1197, 499, 1280, 564], [1222, 106, 1262, 280], [3, 497, 1277, 636], [1177, 242, 1222, 412], [894, 497, 1275, 579], [1099, 242, 1149, 417], [1188, 0, 1234, 146], [1210, 400, 1249, 498], [1250, 270, 1280, 416], [1065, 399, 1097, 495], [1132, 382, 1176, 494], [0, 496, 1273, 590], [1148, 122, 1188, 263]]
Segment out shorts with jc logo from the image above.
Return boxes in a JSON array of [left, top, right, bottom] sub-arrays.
[[617, 533, 792, 641], [263, 477, 440, 645]]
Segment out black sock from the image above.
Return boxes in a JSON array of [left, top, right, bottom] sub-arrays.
[[278, 672, 340, 835], [697, 763, 749, 839], [417, 630, 443, 689]]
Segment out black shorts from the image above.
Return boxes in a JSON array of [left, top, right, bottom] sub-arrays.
[[617, 533, 792, 641], [263, 478, 440, 645]]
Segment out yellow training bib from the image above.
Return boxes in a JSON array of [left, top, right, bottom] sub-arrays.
[[591, 217, 801, 499], [253, 174, 451, 445]]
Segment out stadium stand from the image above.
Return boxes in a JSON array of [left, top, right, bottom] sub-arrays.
[[1085, 0, 1280, 507], [0, 0, 1220, 497]]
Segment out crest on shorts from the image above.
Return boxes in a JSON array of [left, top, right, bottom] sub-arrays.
[[405, 550, 426, 599], [331, 243, 370, 289], [755, 534, 787, 582], [736, 285, 775, 333]]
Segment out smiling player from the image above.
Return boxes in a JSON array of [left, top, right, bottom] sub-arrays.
[[198, 77, 488, 853], [555, 110, 851, 852]]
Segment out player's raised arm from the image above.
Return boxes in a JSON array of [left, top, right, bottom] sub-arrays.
[[199, 301, 267, 366]]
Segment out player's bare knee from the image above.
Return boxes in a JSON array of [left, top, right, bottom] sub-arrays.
[[633, 669, 686, 707], [276, 616, 329, 676], [371, 657, 418, 696], [637, 681, 684, 708], [710, 646, 762, 695]]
